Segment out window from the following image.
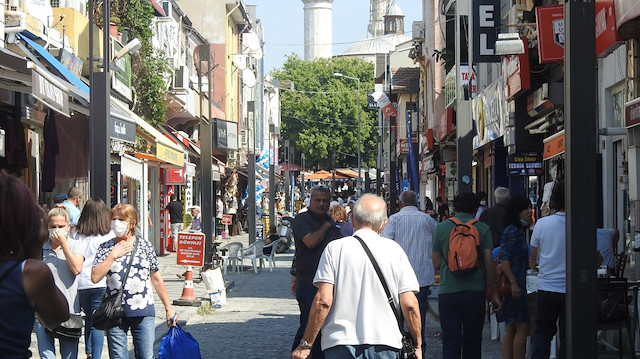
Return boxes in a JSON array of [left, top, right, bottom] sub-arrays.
[[612, 89, 624, 128], [50, 0, 60, 7]]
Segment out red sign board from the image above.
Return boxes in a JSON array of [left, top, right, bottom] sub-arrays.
[[221, 214, 233, 225], [625, 97, 640, 128], [176, 232, 205, 266], [596, 0, 624, 57], [502, 38, 530, 100], [536, 5, 565, 63], [166, 168, 185, 184]]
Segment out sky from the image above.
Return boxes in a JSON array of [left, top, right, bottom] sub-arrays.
[[246, 0, 421, 74]]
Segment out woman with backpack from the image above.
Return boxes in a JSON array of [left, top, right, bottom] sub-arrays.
[[498, 196, 533, 359]]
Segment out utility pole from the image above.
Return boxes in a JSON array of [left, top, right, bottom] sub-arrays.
[[198, 44, 214, 268], [455, 0, 472, 195], [565, 1, 598, 357]]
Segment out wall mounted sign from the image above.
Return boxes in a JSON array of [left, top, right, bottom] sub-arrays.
[[473, 0, 501, 62], [536, 5, 565, 63]]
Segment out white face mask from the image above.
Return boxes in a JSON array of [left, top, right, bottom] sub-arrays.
[[480, 200, 487, 206], [48, 228, 69, 238], [111, 219, 130, 237]]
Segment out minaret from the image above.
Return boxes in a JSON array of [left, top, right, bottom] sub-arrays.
[[302, 0, 333, 60], [368, 0, 390, 38], [384, 0, 405, 35]]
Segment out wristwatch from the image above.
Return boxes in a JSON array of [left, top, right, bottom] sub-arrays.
[[299, 338, 313, 349]]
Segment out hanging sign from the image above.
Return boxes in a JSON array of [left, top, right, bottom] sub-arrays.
[[536, 5, 565, 63], [473, 0, 501, 62]]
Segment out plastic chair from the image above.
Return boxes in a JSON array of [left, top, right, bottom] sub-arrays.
[[221, 242, 243, 275], [597, 277, 633, 358], [241, 239, 266, 273], [262, 238, 285, 272]]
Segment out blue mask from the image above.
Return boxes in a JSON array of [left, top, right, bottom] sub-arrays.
[[520, 218, 530, 227]]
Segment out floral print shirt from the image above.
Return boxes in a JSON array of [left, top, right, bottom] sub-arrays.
[[93, 237, 158, 317]]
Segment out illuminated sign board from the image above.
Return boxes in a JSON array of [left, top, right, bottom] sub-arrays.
[[507, 153, 543, 176]]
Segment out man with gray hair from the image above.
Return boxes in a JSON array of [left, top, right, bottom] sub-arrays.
[[382, 190, 438, 357], [62, 186, 82, 227], [479, 187, 511, 248], [292, 194, 422, 359]]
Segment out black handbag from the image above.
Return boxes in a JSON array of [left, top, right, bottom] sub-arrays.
[[92, 238, 138, 330], [45, 313, 83, 340], [354, 235, 418, 359]]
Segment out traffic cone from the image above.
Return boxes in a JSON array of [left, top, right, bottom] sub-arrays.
[[173, 266, 201, 306]]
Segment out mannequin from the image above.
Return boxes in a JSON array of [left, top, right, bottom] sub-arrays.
[[540, 164, 557, 217]]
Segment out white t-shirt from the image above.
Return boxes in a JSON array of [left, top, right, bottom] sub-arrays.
[[597, 228, 616, 268], [42, 239, 87, 314], [314, 229, 419, 351], [71, 231, 115, 289], [530, 212, 566, 293]]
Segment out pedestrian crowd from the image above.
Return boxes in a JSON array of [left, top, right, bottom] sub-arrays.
[[0, 170, 176, 359], [288, 181, 591, 359]]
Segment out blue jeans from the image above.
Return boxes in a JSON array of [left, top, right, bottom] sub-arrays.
[[438, 291, 485, 359], [106, 316, 155, 359], [324, 345, 400, 359], [79, 287, 106, 358], [531, 290, 566, 359], [292, 285, 324, 358], [34, 319, 79, 359]]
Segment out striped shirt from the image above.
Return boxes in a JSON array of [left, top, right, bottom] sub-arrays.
[[382, 206, 438, 287]]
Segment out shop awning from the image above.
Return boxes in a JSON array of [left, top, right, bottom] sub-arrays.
[[133, 152, 183, 168], [121, 154, 143, 182], [111, 99, 185, 167]]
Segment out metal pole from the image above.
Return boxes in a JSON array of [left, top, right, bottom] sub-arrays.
[[357, 79, 361, 195], [199, 45, 214, 268], [269, 123, 276, 232], [565, 1, 597, 357], [89, 0, 110, 203]]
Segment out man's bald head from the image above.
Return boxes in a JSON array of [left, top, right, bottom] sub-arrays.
[[352, 194, 387, 232]]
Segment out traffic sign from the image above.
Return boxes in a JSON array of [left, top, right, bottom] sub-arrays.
[[176, 232, 205, 267]]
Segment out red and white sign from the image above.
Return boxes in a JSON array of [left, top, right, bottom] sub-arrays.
[[371, 91, 398, 122], [502, 38, 530, 100], [625, 97, 640, 128], [596, 0, 624, 57], [166, 168, 185, 184], [176, 232, 205, 267], [536, 5, 565, 63], [221, 214, 233, 225]]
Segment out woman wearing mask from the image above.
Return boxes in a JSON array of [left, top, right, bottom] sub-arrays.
[[499, 196, 532, 359], [91, 204, 176, 358], [36, 206, 86, 359], [72, 198, 114, 359], [0, 171, 69, 358]]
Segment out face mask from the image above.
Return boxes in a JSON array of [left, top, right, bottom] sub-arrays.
[[48, 228, 56, 238], [480, 200, 487, 206], [520, 218, 530, 227], [48, 228, 69, 238], [111, 219, 130, 237]]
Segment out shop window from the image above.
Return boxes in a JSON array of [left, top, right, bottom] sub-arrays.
[[612, 89, 624, 128]]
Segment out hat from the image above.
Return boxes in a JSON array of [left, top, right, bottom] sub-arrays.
[[53, 192, 67, 202], [191, 205, 201, 211]]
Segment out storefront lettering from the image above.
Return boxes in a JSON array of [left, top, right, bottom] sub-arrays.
[[38, 76, 65, 108]]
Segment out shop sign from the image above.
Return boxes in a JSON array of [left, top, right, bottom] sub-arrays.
[[176, 232, 205, 266], [614, 0, 640, 39], [502, 38, 530, 100], [59, 50, 83, 78], [536, 5, 565, 63], [473, 78, 507, 149], [111, 40, 133, 102], [166, 168, 185, 184], [221, 214, 233, 225], [110, 116, 136, 144], [156, 143, 184, 167], [367, 92, 379, 110], [371, 91, 398, 122], [472, 0, 501, 63], [596, 0, 624, 57], [216, 120, 239, 150], [507, 153, 543, 176], [625, 97, 640, 128], [543, 130, 565, 160], [398, 138, 416, 154], [32, 70, 69, 117], [437, 108, 454, 141], [444, 65, 477, 107], [445, 161, 457, 180]]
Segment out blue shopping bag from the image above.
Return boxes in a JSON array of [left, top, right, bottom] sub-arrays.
[[158, 323, 202, 359]]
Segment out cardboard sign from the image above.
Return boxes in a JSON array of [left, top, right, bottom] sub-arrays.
[[221, 214, 233, 225], [176, 232, 205, 267]]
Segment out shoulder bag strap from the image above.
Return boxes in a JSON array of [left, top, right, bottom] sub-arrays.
[[117, 238, 139, 297], [353, 235, 405, 335]]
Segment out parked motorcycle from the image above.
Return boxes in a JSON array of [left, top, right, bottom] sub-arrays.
[[276, 216, 293, 253]]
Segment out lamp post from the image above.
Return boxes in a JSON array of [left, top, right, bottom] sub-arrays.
[[334, 72, 361, 195]]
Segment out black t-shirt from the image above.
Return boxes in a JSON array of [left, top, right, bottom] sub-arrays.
[[166, 201, 183, 223], [292, 211, 343, 290]]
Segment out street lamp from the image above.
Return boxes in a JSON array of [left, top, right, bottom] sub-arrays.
[[333, 72, 361, 195]]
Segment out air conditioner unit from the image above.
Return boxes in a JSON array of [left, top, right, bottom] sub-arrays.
[[228, 151, 238, 162], [172, 66, 188, 90], [240, 129, 249, 148], [412, 21, 424, 42]]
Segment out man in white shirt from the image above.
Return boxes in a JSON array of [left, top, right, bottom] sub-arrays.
[[382, 190, 437, 358], [529, 181, 566, 359], [291, 194, 422, 359]]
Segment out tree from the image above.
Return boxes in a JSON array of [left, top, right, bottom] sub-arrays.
[[271, 55, 376, 170]]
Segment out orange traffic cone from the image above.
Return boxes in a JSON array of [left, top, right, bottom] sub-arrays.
[[173, 266, 201, 306]]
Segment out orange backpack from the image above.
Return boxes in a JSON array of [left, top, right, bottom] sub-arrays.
[[448, 217, 481, 277]]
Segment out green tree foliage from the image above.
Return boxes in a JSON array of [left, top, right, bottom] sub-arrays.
[[271, 55, 376, 170], [94, 0, 169, 127]]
